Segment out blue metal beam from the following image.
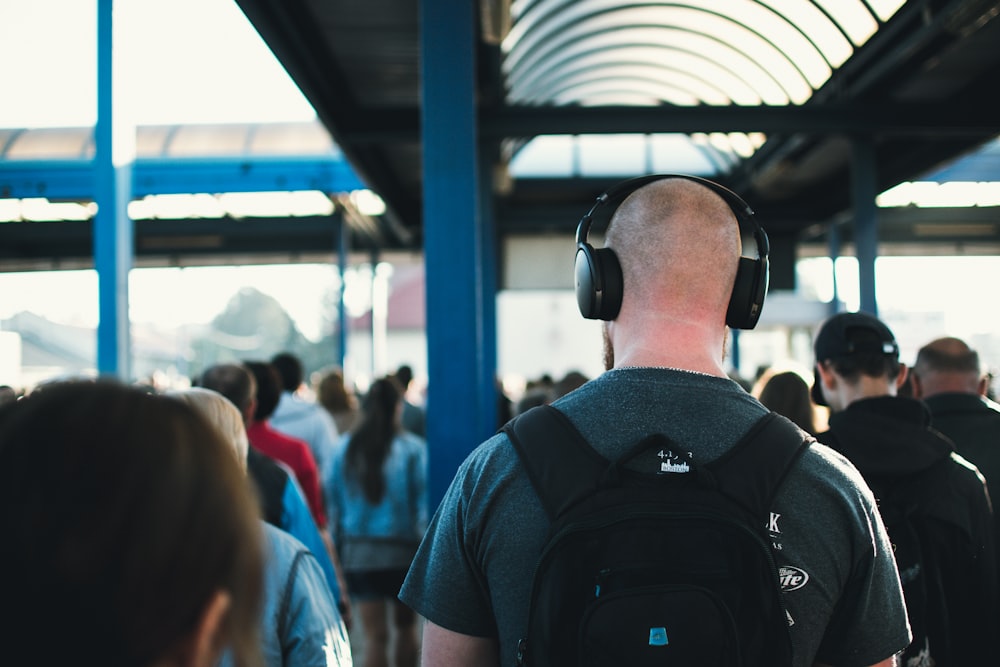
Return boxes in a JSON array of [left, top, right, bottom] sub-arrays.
[[421, 0, 494, 509], [134, 156, 365, 195], [0, 155, 364, 200], [94, 0, 132, 379], [851, 137, 879, 316]]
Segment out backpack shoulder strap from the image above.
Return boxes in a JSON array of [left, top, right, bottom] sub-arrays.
[[704, 412, 813, 518], [505, 406, 812, 522], [504, 404, 608, 520]]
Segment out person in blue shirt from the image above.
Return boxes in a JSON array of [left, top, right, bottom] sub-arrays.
[[328, 376, 427, 667]]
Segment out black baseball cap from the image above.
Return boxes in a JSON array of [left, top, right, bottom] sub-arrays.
[[814, 311, 899, 362], [811, 312, 899, 406]]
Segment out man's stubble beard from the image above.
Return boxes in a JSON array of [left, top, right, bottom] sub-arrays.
[[603, 325, 614, 371]]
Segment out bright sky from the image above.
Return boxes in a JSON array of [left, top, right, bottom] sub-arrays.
[[0, 0, 316, 127], [0, 0, 331, 339]]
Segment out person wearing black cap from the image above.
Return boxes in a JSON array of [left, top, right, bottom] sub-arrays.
[[813, 311, 997, 666]]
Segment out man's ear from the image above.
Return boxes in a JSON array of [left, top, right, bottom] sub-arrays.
[[816, 361, 836, 391], [894, 364, 909, 392], [244, 397, 258, 426], [977, 376, 990, 397], [177, 590, 232, 667]]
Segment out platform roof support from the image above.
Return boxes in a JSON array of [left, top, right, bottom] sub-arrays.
[[852, 136, 880, 316], [94, 0, 132, 379], [421, 0, 497, 509]]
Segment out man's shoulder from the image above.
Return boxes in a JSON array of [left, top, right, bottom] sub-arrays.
[[941, 451, 991, 494], [784, 436, 879, 504], [926, 392, 1000, 420], [458, 430, 520, 476], [273, 392, 324, 421]]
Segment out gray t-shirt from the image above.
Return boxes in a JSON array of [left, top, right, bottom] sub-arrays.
[[400, 368, 910, 666]]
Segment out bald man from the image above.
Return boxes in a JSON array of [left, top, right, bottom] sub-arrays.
[[912, 336, 1000, 570], [912, 337, 1000, 467], [399, 176, 909, 667]]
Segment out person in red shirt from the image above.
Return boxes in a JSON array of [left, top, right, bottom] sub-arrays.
[[245, 360, 328, 530]]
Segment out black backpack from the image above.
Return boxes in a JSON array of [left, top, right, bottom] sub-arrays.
[[504, 405, 811, 667]]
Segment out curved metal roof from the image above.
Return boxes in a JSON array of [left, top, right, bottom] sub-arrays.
[[228, 0, 1000, 249], [501, 0, 907, 174]]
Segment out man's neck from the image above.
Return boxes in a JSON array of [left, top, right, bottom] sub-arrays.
[[837, 376, 897, 412], [611, 327, 729, 377]]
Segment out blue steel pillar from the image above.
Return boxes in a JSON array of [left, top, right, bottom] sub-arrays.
[[851, 137, 879, 316], [478, 150, 499, 432], [94, 0, 133, 378], [421, 0, 495, 509], [827, 222, 842, 316], [336, 211, 348, 370], [730, 329, 741, 375]]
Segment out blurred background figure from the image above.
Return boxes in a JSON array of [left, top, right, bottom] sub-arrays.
[[270, 351, 340, 481], [393, 364, 425, 438], [171, 387, 352, 667], [552, 370, 590, 401], [0, 384, 16, 407], [752, 368, 820, 436], [0, 379, 264, 667], [316, 366, 361, 435], [911, 336, 1000, 575], [245, 360, 328, 532], [514, 373, 555, 416], [328, 376, 427, 667]]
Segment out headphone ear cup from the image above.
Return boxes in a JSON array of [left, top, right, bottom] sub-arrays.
[[575, 244, 623, 321], [726, 253, 768, 329]]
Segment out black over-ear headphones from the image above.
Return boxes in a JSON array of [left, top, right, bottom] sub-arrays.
[[574, 174, 770, 329]]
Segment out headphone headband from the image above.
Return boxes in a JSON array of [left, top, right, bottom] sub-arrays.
[[574, 173, 770, 329]]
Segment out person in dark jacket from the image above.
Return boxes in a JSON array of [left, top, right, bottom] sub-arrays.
[[813, 312, 997, 666], [911, 336, 1000, 577]]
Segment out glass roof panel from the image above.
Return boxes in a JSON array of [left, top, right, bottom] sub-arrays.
[[868, 0, 908, 22], [504, 1, 907, 109], [695, 0, 834, 87], [502, 0, 910, 181], [572, 92, 678, 106], [550, 79, 702, 106], [814, 0, 879, 45], [507, 135, 577, 175], [508, 133, 723, 177], [577, 134, 650, 175], [760, 0, 854, 67], [530, 63, 755, 106], [509, 29, 792, 105], [504, 6, 815, 104], [514, 45, 770, 105]]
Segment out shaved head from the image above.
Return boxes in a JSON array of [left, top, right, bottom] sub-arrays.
[[912, 336, 985, 397], [605, 177, 740, 322], [598, 177, 746, 374]]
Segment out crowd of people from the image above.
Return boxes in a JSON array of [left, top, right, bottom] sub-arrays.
[[2, 175, 999, 666]]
